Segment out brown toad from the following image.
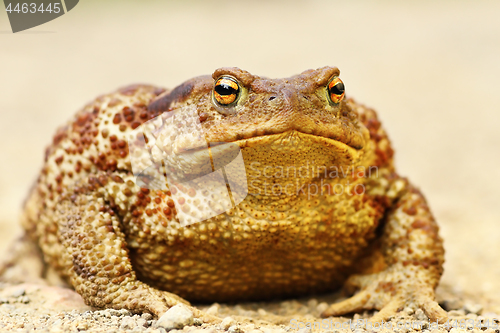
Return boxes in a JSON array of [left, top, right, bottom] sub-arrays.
[[16, 67, 447, 323]]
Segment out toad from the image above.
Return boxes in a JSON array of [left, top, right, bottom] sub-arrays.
[[16, 67, 447, 323]]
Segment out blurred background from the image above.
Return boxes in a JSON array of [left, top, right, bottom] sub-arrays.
[[1, 0, 499, 312]]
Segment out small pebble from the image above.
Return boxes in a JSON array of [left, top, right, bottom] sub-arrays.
[[205, 304, 220, 316], [221, 316, 236, 330], [99, 310, 112, 319], [403, 307, 414, 315], [415, 308, 428, 321], [442, 299, 463, 311], [464, 302, 483, 314], [307, 299, 318, 308], [228, 325, 243, 333], [121, 316, 137, 330], [10, 288, 26, 298], [141, 313, 153, 321], [136, 318, 148, 328], [18, 296, 30, 304], [316, 302, 329, 313], [77, 321, 89, 330], [156, 304, 194, 331], [448, 309, 466, 317], [118, 309, 132, 316]]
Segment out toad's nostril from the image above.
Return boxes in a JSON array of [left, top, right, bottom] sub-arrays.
[[269, 96, 277, 101]]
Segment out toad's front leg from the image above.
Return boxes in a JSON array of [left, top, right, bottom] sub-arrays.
[[56, 190, 219, 323], [322, 178, 448, 323]]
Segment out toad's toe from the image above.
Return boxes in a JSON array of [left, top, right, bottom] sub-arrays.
[[321, 290, 370, 317]]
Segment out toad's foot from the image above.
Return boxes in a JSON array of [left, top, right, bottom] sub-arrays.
[[105, 283, 221, 323], [55, 191, 221, 324], [321, 266, 448, 323], [323, 180, 448, 324]]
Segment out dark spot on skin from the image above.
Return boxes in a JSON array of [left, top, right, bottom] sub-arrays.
[[76, 113, 91, 126], [113, 114, 122, 124], [106, 159, 117, 171], [123, 106, 133, 116], [147, 81, 194, 112], [117, 140, 126, 149], [52, 126, 68, 146], [119, 85, 141, 96], [411, 219, 438, 237], [108, 98, 121, 107], [199, 113, 208, 122], [403, 206, 417, 216], [113, 175, 124, 183]]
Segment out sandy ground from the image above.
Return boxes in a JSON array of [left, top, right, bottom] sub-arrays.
[[0, 0, 499, 332]]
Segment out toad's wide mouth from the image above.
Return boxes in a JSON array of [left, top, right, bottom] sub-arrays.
[[146, 130, 364, 188], [201, 115, 368, 152], [179, 130, 364, 166], [232, 130, 363, 161], [182, 130, 362, 152], [233, 130, 363, 151]]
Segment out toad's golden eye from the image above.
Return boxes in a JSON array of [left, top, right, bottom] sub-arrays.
[[327, 77, 345, 104], [213, 76, 240, 106]]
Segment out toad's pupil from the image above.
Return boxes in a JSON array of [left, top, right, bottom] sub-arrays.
[[215, 83, 237, 96], [330, 82, 345, 95]]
